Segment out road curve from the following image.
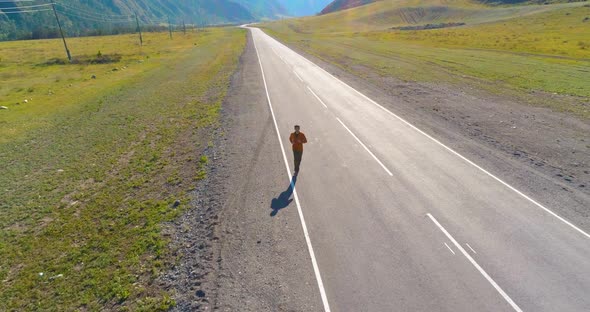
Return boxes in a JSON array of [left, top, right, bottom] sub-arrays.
[[246, 27, 590, 312]]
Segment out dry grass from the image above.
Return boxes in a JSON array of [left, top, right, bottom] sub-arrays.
[[0, 28, 246, 310]]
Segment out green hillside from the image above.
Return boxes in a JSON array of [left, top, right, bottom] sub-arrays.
[[0, 27, 247, 310], [287, 0, 586, 33], [0, 0, 287, 41], [318, 0, 583, 15], [321, 0, 378, 14]]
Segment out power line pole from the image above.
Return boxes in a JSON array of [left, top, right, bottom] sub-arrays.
[[135, 13, 143, 46], [182, 19, 186, 35], [51, 3, 71, 61], [197, 8, 202, 32], [168, 15, 173, 39]]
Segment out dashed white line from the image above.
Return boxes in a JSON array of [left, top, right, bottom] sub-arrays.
[[307, 86, 328, 108], [444, 242, 456, 255], [252, 36, 332, 312], [271, 47, 288, 64], [336, 118, 393, 176], [427, 213, 523, 312], [258, 28, 590, 240], [271, 47, 279, 56], [293, 70, 304, 82], [466, 243, 477, 254]]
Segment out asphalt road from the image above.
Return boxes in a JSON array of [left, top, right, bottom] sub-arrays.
[[246, 27, 590, 312]]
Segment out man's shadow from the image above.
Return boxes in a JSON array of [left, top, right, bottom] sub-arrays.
[[270, 176, 297, 217]]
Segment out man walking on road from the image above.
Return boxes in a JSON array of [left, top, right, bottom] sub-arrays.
[[289, 125, 307, 175]]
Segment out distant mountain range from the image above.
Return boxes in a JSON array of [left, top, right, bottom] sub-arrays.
[[0, 0, 331, 41]]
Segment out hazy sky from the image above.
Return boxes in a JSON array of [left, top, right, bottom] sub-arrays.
[[278, 0, 334, 16]]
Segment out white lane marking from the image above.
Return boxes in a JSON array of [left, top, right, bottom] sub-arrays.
[[466, 243, 477, 254], [259, 29, 590, 240], [336, 117, 393, 176], [307, 86, 328, 108], [427, 213, 523, 312], [271, 47, 287, 63], [274, 48, 288, 64], [444, 242, 456, 255], [294, 70, 304, 82], [252, 32, 332, 312]]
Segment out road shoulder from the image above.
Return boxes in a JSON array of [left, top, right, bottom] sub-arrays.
[[168, 30, 323, 312]]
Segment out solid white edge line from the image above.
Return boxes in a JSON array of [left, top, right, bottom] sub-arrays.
[[336, 117, 394, 176], [466, 243, 477, 254], [251, 29, 332, 312], [427, 213, 523, 312], [294, 70, 304, 82], [444, 242, 456, 255], [260, 30, 590, 240], [307, 86, 328, 108]]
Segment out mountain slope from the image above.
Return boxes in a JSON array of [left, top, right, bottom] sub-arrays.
[[233, 0, 288, 19], [0, 0, 288, 41], [279, 0, 585, 34], [320, 0, 378, 15]]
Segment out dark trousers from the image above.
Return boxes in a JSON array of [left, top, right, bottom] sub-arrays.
[[293, 150, 303, 173]]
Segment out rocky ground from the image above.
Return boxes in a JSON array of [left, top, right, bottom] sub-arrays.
[[158, 29, 589, 311]]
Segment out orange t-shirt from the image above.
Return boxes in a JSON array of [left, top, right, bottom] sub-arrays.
[[289, 132, 307, 152]]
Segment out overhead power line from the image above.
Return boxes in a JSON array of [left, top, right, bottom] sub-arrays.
[[55, 8, 133, 23], [55, 2, 133, 19], [0, 9, 51, 14], [0, 3, 54, 10]]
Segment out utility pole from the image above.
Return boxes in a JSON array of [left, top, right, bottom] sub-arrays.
[[51, 3, 71, 61], [135, 13, 143, 46], [168, 15, 173, 39], [182, 19, 186, 35], [197, 8, 202, 32]]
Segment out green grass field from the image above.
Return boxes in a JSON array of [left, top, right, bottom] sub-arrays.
[[0, 28, 246, 310], [262, 0, 590, 118]]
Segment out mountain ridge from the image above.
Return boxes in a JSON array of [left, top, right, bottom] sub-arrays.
[[0, 0, 288, 41]]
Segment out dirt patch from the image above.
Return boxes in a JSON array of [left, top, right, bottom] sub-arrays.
[[391, 22, 466, 30], [356, 67, 590, 194], [39, 53, 122, 66]]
